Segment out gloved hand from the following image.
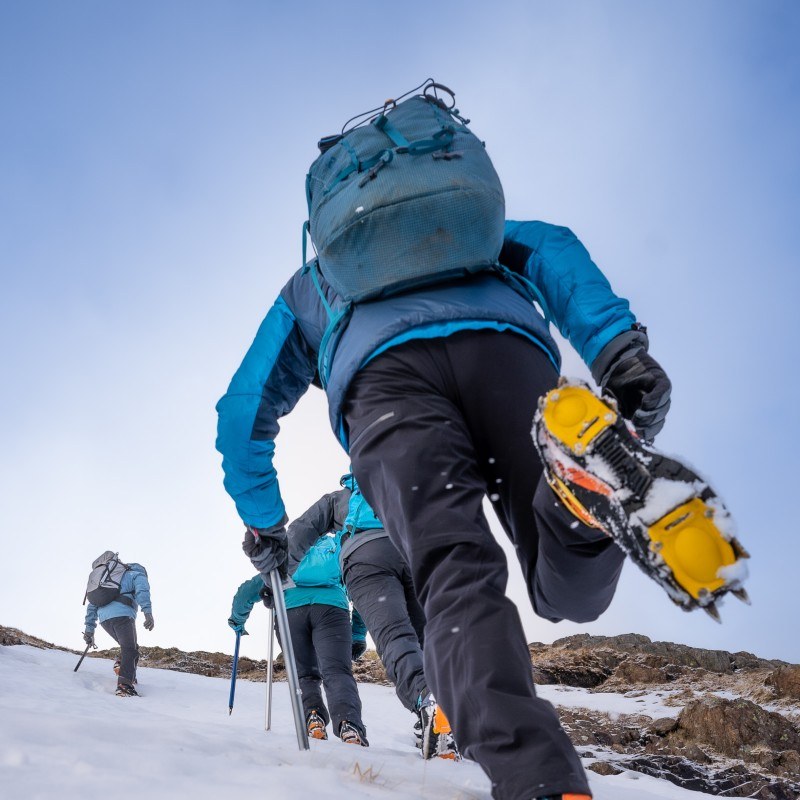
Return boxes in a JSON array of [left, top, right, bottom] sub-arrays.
[[242, 524, 288, 581], [143, 613, 155, 631], [227, 618, 248, 635], [352, 640, 367, 661], [83, 630, 95, 647], [259, 584, 274, 610], [591, 327, 672, 442]]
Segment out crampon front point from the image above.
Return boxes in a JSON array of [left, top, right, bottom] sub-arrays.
[[533, 378, 750, 622]]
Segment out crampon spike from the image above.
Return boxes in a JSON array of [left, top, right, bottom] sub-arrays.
[[731, 587, 751, 605], [733, 540, 751, 560], [703, 602, 722, 623]]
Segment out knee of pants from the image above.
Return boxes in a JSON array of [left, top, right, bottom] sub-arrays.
[[412, 538, 508, 613]]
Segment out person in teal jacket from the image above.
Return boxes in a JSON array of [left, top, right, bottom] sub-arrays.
[[84, 560, 154, 697], [228, 536, 368, 746], [227, 574, 368, 659]]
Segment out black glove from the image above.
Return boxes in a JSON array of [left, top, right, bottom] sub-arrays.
[[591, 327, 671, 442], [352, 640, 367, 661], [143, 613, 155, 631], [243, 524, 288, 581], [259, 584, 274, 609], [83, 630, 94, 647]]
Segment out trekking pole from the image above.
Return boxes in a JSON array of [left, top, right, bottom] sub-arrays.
[[265, 606, 275, 731], [269, 568, 309, 751], [73, 640, 97, 672], [229, 630, 241, 715]]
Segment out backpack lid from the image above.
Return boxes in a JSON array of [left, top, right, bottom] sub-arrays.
[[92, 551, 117, 569]]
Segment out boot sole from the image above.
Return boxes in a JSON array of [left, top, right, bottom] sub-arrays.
[[534, 379, 750, 619]]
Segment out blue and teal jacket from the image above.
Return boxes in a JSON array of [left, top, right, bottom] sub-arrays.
[[286, 480, 388, 568], [216, 220, 637, 530], [84, 564, 152, 631], [229, 573, 367, 635]]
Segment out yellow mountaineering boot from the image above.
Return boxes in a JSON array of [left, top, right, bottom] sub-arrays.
[[533, 378, 750, 621]]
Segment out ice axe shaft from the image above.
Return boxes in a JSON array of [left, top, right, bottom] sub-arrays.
[[265, 606, 275, 731], [269, 569, 309, 751], [228, 630, 241, 714], [73, 640, 97, 672]]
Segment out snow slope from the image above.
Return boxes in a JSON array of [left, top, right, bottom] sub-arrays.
[[0, 645, 716, 800]]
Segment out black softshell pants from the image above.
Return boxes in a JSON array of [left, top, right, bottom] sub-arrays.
[[100, 616, 139, 688], [343, 330, 625, 800], [342, 536, 428, 712], [287, 604, 365, 739]]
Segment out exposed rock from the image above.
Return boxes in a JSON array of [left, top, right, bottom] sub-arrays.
[[766, 665, 800, 701], [550, 633, 781, 674], [529, 646, 616, 687], [586, 761, 622, 775], [0, 626, 73, 652], [674, 696, 800, 759], [649, 717, 679, 736]]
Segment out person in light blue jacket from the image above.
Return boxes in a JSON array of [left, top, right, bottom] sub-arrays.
[[217, 210, 671, 796], [84, 560, 154, 697]]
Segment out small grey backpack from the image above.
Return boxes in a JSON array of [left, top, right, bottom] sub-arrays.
[[84, 551, 133, 608]]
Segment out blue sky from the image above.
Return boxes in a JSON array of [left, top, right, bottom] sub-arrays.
[[1, 1, 799, 663]]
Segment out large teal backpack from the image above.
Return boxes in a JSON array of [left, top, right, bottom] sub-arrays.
[[304, 81, 507, 387], [292, 533, 342, 588], [304, 80, 505, 306]]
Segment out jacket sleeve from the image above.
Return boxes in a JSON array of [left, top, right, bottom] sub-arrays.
[[501, 220, 637, 367], [216, 295, 317, 529], [84, 604, 98, 631], [230, 575, 265, 625], [286, 491, 343, 575], [133, 572, 152, 615]]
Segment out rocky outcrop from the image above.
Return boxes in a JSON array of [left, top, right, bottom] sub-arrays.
[[766, 665, 800, 701], [672, 697, 800, 761]]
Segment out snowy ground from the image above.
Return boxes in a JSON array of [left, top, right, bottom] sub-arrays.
[[0, 645, 717, 800]]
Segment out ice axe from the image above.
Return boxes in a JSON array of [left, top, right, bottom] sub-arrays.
[[228, 630, 241, 714], [73, 639, 97, 672], [265, 605, 275, 731]]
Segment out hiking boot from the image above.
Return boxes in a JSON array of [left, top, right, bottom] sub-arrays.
[[113, 659, 121, 676], [534, 378, 750, 621], [339, 721, 368, 747], [536, 795, 592, 800], [115, 683, 138, 697], [413, 715, 423, 749], [417, 693, 461, 760], [306, 710, 328, 740]]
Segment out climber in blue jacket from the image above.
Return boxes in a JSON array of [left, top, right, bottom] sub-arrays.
[[216, 216, 670, 797]]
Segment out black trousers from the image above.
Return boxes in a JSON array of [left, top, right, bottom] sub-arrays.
[[343, 330, 624, 800], [100, 616, 139, 687], [343, 536, 427, 712], [287, 604, 365, 739]]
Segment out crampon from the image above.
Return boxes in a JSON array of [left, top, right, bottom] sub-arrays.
[[533, 378, 750, 622]]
